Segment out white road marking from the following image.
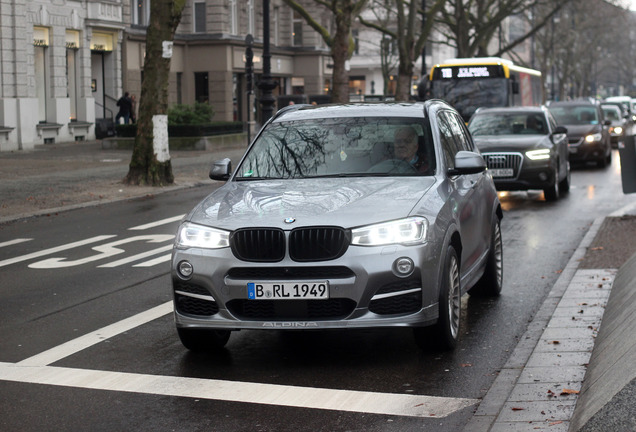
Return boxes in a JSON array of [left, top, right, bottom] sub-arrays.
[[98, 245, 173, 268], [17, 302, 174, 367], [0, 238, 32, 248], [0, 235, 116, 268], [133, 253, 171, 267], [28, 235, 174, 269], [129, 215, 185, 231], [0, 362, 477, 418]]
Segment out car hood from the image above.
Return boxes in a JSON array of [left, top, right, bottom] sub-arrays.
[[472, 135, 550, 152], [187, 177, 437, 230], [560, 124, 601, 138]]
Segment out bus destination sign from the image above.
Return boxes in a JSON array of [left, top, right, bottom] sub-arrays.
[[433, 65, 505, 80]]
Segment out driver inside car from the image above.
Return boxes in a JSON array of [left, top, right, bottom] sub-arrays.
[[394, 126, 430, 173]]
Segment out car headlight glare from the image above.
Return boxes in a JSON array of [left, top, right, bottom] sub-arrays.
[[614, 126, 623, 135], [177, 222, 230, 249], [526, 149, 551, 160], [351, 217, 428, 246], [585, 133, 602, 143]]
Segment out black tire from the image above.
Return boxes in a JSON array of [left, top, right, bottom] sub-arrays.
[[606, 149, 612, 166], [558, 161, 571, 194], [414, 245, 461, 351], [468, 219, 503, 297], [177, 328, 231, 352]]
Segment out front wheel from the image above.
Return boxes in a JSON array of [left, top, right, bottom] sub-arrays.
[[468, 219, 503, 297], [177, 328, 231, 352], [543, 167, 560, 201], [414, 245, 461, 351], [558, 161, 571, 194]]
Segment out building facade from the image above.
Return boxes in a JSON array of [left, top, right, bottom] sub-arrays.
[[0, 0, 128, 151], [1, 0, 536, 152]]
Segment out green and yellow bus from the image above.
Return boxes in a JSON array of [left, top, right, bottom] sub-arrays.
[[425, 57, 543, 122]]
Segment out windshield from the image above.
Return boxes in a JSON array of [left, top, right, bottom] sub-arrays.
[[469, 112, 547, 136], [601, 106, 621, 121], [430, 78, 509, 122], [548, 105, 599, 125], [235, 117, 436, 179]]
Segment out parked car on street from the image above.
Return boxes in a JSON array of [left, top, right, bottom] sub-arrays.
[[547, 100, 612, 167], [171, 101, 503, 352], [601, 104, 627, 148], [468, 106, 570, 201]]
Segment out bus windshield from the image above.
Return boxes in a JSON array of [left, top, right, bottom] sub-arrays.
[[430, 78, 508, 122]]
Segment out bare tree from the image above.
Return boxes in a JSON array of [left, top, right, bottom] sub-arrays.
[[359, 0, 446, 101], [435, 0, 568, 58], [282, 0, 370, 103], [124, 0, 186, 186]]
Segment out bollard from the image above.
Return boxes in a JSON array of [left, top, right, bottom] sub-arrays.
[[618, 134, 636, 194]]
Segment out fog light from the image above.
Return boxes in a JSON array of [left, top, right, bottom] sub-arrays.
[[393, 257, 414, 277], [177, 260, 194, 279]]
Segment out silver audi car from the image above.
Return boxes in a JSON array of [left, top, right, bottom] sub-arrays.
[[172, 100, 503, 352]]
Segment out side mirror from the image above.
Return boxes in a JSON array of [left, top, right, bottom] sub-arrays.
[[553, 126, 568, 135], [209, 158, 232, 181], [447, 151, 486, 176]]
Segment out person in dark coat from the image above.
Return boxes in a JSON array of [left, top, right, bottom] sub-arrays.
[[115, 92, 133, 124]]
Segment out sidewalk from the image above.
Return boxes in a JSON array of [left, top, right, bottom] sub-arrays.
[[0, 139, 246, 223], [1, 140, 636, 431]]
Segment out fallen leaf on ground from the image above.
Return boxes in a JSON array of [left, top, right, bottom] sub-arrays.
[[560, 389, 580, 395], [590, 246, 604, 251]]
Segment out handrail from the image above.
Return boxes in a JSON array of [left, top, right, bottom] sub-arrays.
[[95, 101, 114, 119]]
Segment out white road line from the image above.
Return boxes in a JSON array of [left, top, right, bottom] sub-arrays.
[[0, 363, 478, 418], [133, 253, 171, 267], [98, 245, 173, 268], [16, 302, 173, 367], [0, 238, 32, 248], [129, 215, 185, 231], [0, 235, 117, 268]]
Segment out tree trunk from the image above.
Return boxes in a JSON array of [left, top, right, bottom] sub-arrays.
[[124, 0, 186, 186], [331, 12, 352, 103]]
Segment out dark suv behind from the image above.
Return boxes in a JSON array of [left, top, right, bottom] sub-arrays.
[[547, 100, 612, 167]]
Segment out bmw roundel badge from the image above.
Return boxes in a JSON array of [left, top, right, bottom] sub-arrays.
[[284, 217, 296, 224]]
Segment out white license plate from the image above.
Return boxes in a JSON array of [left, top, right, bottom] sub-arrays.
[[489, 168, 514, 177], [247, 282, 329, 300]]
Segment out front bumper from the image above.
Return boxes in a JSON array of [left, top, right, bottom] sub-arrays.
[[568, 139, 606, 162], [482, 152, 556, 191], [172, 240, 442, 331]]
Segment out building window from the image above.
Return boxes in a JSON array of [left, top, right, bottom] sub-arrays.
[[176, 72, 182, 104], [273, 7, 279, 46], [229, 0, 238, 35], [195, 72, 209, 103], [35, 46, 47, 123], [247, 0, 255, 35], [67, 49, 78, 121], [66, 30, 80, 121], [133, 0, 150, 26], [293, 11, 303, 46], [353, 29, 359, 55], [194, 2, 206, 33]]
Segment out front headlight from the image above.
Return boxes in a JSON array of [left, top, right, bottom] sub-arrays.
[[585, 133, 602, 143], [176, 222, 230, 249], [526, 149, 551, 160], [351, 217, 428, 246], [614, 126, 623, 135]]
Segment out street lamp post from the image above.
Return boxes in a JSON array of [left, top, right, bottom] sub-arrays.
[[258, 0, 277, 125]]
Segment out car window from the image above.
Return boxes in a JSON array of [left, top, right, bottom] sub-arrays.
[[437, 113, 459, 169], [549, 106, 600, 125], [446, 112, 475, 151], [469, 112, 547, 136], [547, 112, 558, 131], [601, 106, 621, 121], [236, 117, 436, 179]]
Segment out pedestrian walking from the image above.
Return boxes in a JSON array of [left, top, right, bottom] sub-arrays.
[[115, 92, 133, 124]]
